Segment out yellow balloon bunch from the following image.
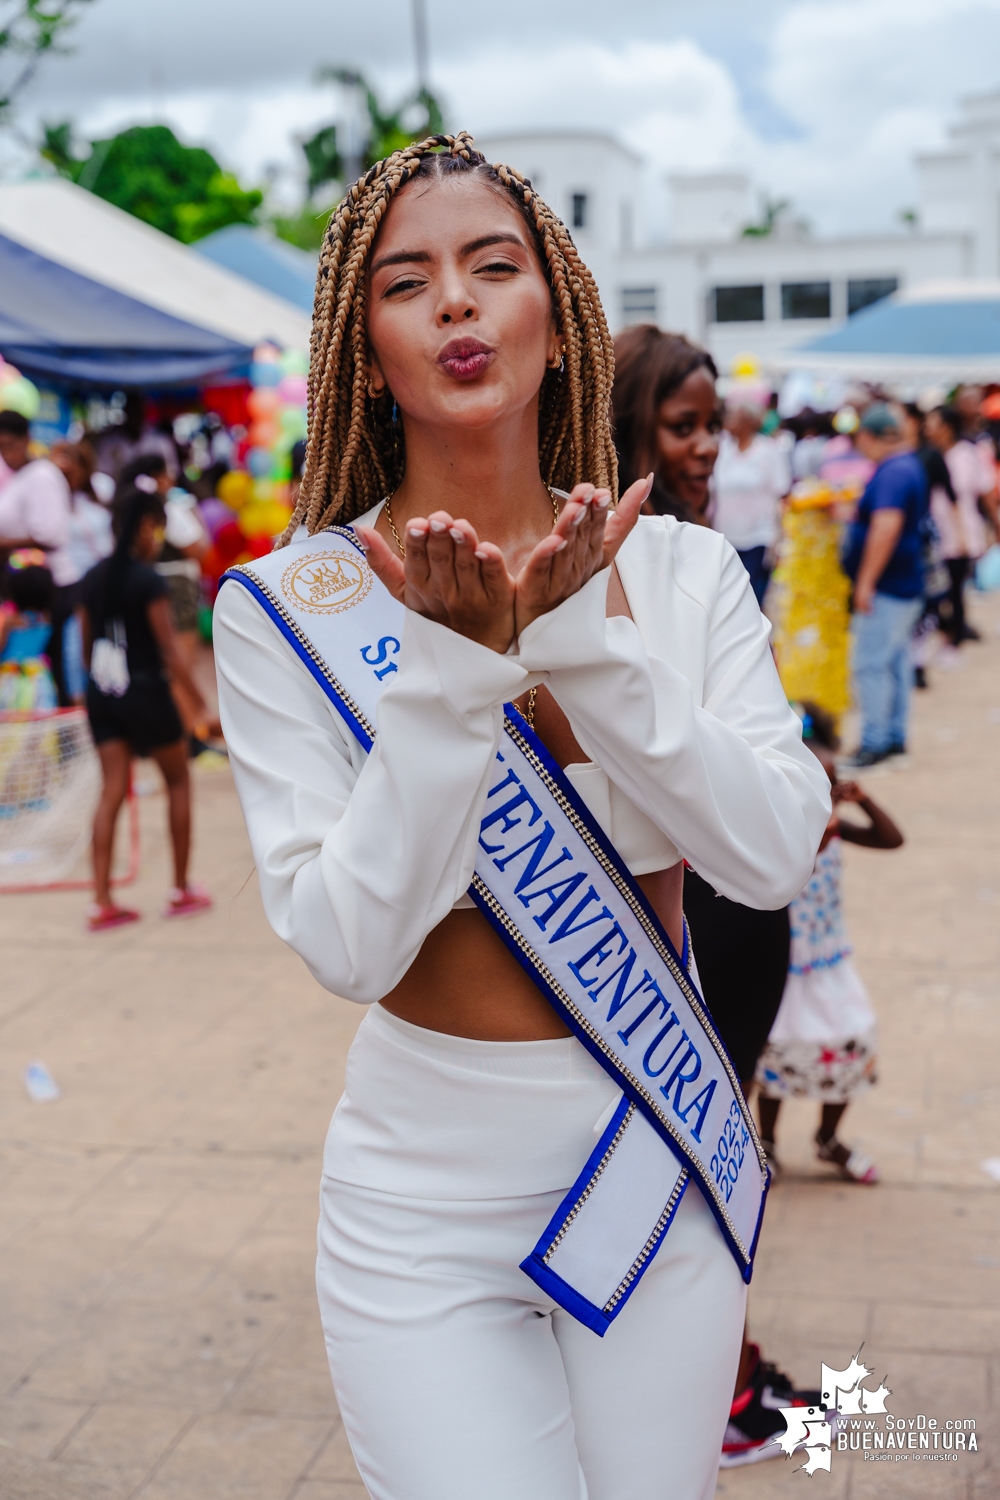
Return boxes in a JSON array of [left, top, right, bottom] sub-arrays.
[[771, 484, 852, 719]]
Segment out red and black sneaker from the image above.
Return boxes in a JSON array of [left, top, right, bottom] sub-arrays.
[[720, 1345, 823, 1468]]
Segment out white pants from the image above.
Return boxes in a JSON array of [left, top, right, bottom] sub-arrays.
[[317, 1006, 746, 1500]]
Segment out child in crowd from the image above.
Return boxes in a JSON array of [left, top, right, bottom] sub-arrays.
[[755, 703, 903, 1183], [77, 486, 213, 932], [0, 551, 59, 712]]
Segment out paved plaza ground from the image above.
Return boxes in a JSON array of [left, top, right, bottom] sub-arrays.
[[1, 597, 999, 1500]]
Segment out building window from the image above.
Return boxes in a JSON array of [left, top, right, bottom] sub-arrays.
[[712, 285, 765, 323], [621, 287, 657, 324], [781, 281, 831, 320], [572, 193, 588, 229], [847, 277, 898, 316]]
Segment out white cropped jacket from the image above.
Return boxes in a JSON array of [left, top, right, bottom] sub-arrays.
[[214, 510, 831, 1003]]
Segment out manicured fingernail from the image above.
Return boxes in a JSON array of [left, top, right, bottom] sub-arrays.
[[553, 537, 568, 550], [594, 494, 611, 510], [407, 522, 427, 537], [571, 506, 587, 526], [475, 547, 490, 559], [429, 519, 447, 533], [355, 536, 370, 551], [449, 528, 465, 542]]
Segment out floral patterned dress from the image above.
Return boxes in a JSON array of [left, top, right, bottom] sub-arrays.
[[755, 839, 877, 1102]]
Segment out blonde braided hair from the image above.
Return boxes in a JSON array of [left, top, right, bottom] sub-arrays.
[[282, 130, 617, 542]]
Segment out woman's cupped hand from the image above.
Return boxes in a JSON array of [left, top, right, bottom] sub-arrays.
[[355, 475, 652, 653]]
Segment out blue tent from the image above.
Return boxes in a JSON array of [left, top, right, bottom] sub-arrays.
[[0, 230, 253, 388], [193, 225, 317, 313], [784, 282, 1000, 381]]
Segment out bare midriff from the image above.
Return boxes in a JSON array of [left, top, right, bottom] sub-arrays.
[[380, 567, 684, 1041]]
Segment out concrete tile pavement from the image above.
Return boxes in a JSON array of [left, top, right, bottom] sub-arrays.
[[1, 598, 998, 1498]]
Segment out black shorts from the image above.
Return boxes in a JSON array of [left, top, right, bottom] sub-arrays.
[[87, 676, 184, 757], [683, 866, 791, 1086]]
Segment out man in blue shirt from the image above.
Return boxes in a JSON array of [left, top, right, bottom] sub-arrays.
[[842, 404, 927, 768]]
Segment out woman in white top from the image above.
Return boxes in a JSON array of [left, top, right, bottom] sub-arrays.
[[925, 404, 993, 645], [711, 404, 790, 605], [48, 440, 114, 701], [214, 135, 829, 1500]]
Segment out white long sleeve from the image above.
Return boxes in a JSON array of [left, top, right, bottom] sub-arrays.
[[513, 519, 830, 908], [214, 515, 829, 1004], [215, 580, 532, 1002]]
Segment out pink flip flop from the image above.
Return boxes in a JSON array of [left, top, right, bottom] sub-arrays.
[[162, 884, 213, 919], [87, 903, 141, 933]]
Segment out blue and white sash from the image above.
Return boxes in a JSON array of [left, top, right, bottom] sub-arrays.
[[221, 527, 768, 1335]]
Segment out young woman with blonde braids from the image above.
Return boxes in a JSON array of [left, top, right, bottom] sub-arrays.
[[214, 134, 829, 1500]]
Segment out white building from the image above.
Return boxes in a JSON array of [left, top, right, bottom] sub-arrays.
[[480, 90, 1000, 371]]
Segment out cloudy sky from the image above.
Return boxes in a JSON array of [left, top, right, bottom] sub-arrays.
[[11, 0, 1000, 237]]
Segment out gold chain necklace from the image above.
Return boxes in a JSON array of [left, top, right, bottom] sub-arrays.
[[513, 685, 538, 728], [382, 486, 561, 558], [381, 489, 558, 732]]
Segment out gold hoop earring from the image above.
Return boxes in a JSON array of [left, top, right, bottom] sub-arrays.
[[547, 348, 566, 371], [366, 380, 382, 399]]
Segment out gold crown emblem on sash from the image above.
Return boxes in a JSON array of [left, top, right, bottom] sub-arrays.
[[280, 549, 372, 614]]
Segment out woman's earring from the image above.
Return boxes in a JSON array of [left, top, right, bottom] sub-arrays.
[[366, 379, 381, 400], [391, 400, 398, 425]]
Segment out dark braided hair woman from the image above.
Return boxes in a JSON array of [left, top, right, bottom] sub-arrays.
[[214, 133, 829, 1500], [78, 486, 212, 930]]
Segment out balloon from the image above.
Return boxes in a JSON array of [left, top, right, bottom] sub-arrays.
[[200, 543, 226, 582], [279, 405, 307, 440], [730, 353, 761, 380], [246, 446, 273, 477], [198, 497, 239, 538], [249, 362, 281, 388], [216, 470, 252, 509], [277, 374, 308, 406], [247, 386, 281, 419], [250, 478, 275, 503], [832, 405, 860, 435], [0, 376, 40, 418], [280, 348, 309, 377], [237, 500, 293, 539], [253, 341, 281, 364], [248, 419, 280, 448], [248, 534, 275, 559], [214, 520, 246, 564]]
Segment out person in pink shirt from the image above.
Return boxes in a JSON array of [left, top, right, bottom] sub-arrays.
[[924, 405, 997, 645]]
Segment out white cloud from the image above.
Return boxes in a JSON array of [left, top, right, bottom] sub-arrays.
[[445, 38, 747, 169], [756, 0, 1000, 229], [10, 0, 1000, 239]]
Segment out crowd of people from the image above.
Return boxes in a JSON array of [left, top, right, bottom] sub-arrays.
[[2, 136, 998, 1493], [616, 343, 998, 772], [0, 405, 217, 928]]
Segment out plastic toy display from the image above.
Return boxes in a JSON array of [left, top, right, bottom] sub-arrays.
[[199, 342, 307, 591], [770, 479, 858, 722]]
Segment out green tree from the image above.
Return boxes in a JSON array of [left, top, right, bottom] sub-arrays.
[[273, 70, 444, 251], [40, 121, 263, 242], [1, 0, 94, 124]]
